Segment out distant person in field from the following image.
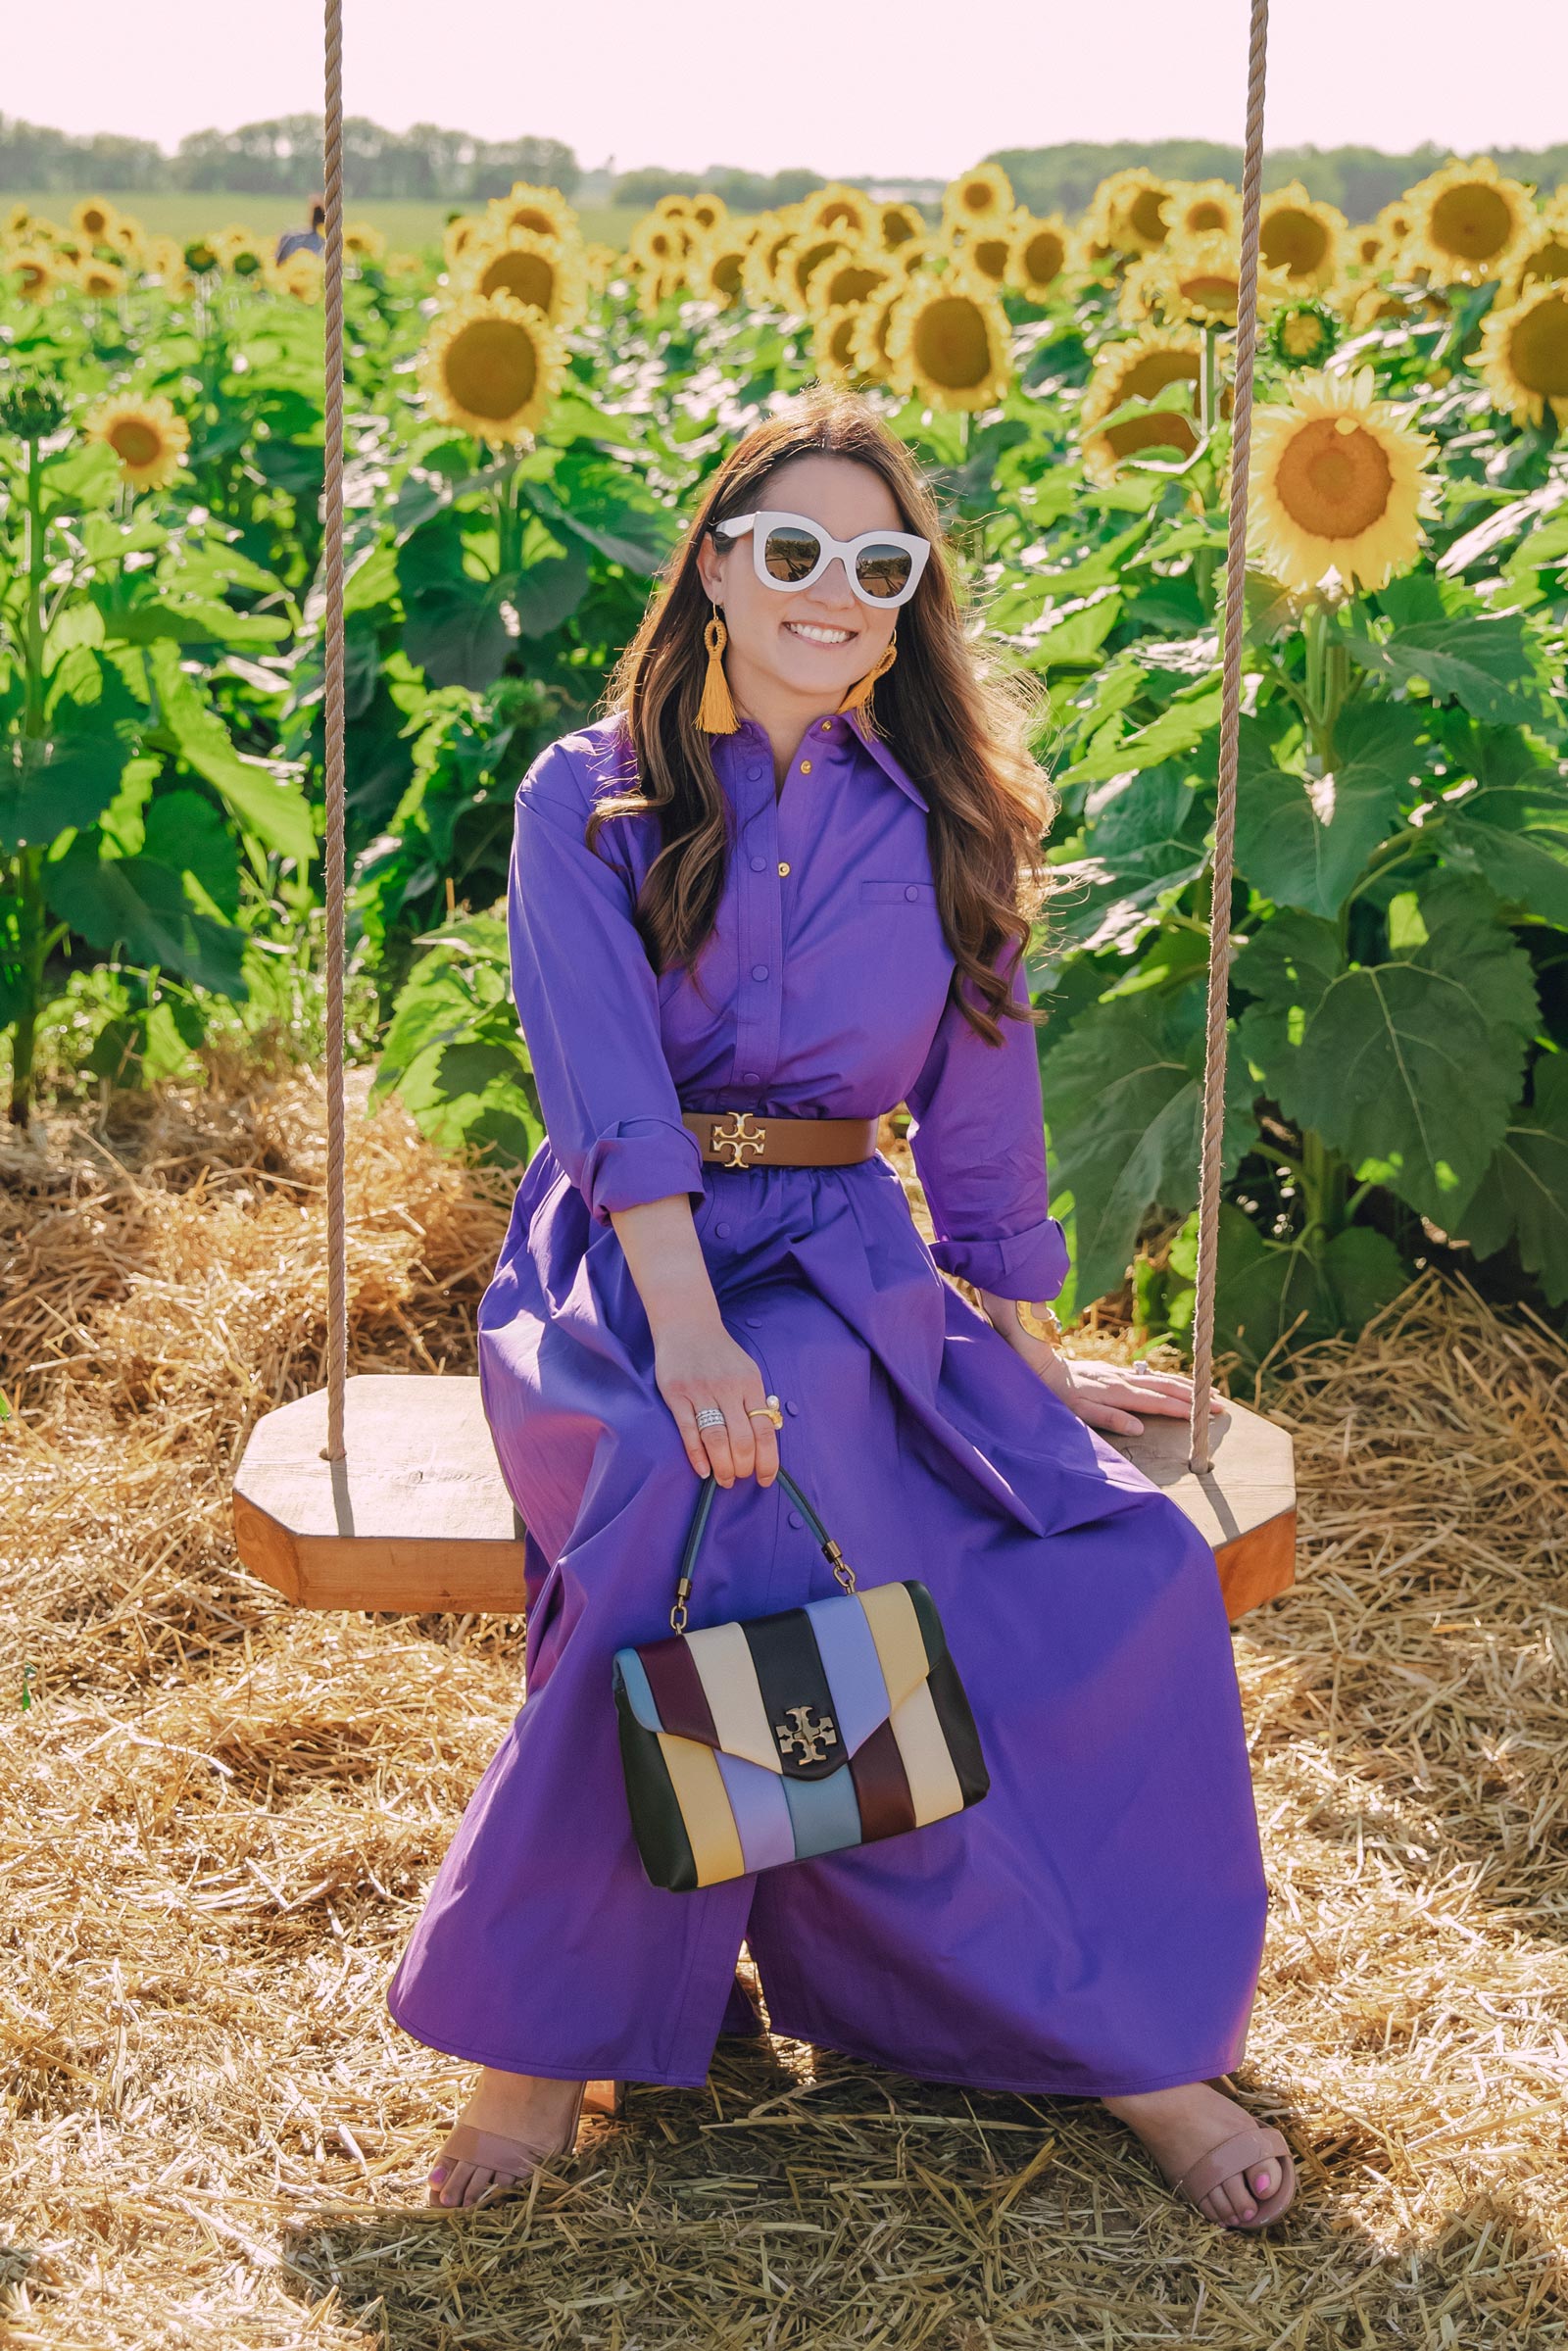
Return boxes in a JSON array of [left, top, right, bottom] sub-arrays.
[[275, 198, 325, 263]]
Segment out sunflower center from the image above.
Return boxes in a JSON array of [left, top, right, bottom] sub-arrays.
[[1024, 231, 1065, 282], [1187, 201, 1228, 232], [913, 296, 993, 388], [962, 184, 992, 215], [110, 420, 163, 467], [481, 252, 555, 313], [713, 253, 745, 296], [1274, 416, 1393, 540], [1508, 294, 1568, 397], [1521, 237, 1568, 289], [1102, 412, 1200, 463], [1179, 272, 1240, 320], [1261, 210, 1330, 277], [1118, 349, 1200, 404], [509, 209, 555, 237], [444, 318, 539, 421], [1429, 184, 1513, 263], [1129, 189, 1169, 244], [972, 238, 1010, 281], [1282, 313, 1328, 356]]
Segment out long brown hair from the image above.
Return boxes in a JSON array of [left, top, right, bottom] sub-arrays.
[[588, 386, 1055, 1044]]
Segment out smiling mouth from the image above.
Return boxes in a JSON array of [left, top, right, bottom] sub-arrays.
[[784, 620, 857, 647]]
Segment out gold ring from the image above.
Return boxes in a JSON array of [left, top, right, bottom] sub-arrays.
[[746, 1395, 784, 1429]]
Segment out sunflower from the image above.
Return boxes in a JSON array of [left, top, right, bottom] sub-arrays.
[[86, 393, 191, 491], [1257, 184, 1345, 290], [785, 235, 853, 313], [1406, 156, 1534, 288], [628, 216, 690, 275], [461, 226, 589, 333], [1121, 233, 1286, 331], [6, 250, 60, 302], [947, 224, 1015, 287], [1250, 368, 1436, 596], [486, 182, 579, 245], [941, 164, 1014, 238], [1346, 225, 1389, 274], [884, 272, 1013, 411], [1081, 324, 1204, 426], [794, 183, 869, 242], [420, 289, 566, 444], [1348, 282, 1409, 333], [876, 201, 926, 251], [850, 292, 901, 383], [344, 220, 387, 263], [1498, 201, 1568, 305], [1172, 180, 1241, 240], [443, 214, 485, 272], [582, 241, 619, 294], [652, 194, 695, 224], [695, 235, 752, 308], [183, 236, 220, 276], [808, 248, 895, 318], [1086, 168, 1174, 257], [1006, 214, 1073, 302], [75, 256, 125, 299], [1080, 324, 1208, 481], [269, 248, 323, 301], [72, 196, 118, 244], [4, 203, 33, 237], [110, 215, 144, 259], [218, 227, 268, 279], [1476, 285, 1568, 428], [812, 302, 874, 383], [1269, 300, 1340, 367]]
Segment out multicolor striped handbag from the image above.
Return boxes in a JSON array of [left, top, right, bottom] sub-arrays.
[[612, 1465, 989, 1891]]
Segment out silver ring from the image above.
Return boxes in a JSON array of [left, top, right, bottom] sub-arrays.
[[694, 1405, 725, 1431]]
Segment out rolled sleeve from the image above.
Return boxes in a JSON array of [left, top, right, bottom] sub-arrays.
[[906, 951, 1069, 1304], [509, 743, 705, 1224]]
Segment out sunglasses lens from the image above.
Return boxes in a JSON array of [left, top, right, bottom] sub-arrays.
[[855, 542, 914, 600], [762, 522, 823, 584]]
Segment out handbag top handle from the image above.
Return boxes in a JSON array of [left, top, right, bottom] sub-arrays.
[[669, 1466, 857, 1635]]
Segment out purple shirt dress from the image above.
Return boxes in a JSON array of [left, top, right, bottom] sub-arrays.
[[385, 706, 1268, 2096]]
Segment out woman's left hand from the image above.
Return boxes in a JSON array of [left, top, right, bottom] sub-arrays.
[[977, 1288, 1225, 1438]]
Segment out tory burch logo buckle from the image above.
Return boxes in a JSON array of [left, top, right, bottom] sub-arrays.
[[710, 1109, 767, 1168], [774, 1704, 838, 1765]]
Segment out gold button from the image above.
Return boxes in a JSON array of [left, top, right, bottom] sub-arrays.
[[777, 860, 791, 877], [800, 759, 812, 775], [820, 720, 831, 731]]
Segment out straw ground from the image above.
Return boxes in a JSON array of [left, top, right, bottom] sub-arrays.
[[3, 1071, 1566, 2347]]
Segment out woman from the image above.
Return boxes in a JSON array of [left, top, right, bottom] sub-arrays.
[[388, 387, 1295, 2230]]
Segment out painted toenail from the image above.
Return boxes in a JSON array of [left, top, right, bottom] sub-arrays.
[[1256, 2171, 1272, 2191]]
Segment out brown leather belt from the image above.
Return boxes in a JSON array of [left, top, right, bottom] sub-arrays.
[[682, 1108, 878, 1170]]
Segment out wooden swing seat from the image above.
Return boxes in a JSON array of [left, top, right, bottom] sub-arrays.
[[232, 1370, 1294, 1620]]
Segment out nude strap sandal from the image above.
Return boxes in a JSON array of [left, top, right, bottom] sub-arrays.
[[428, 2080, 625, 2206], [1165, 2125, 1297, 2229]]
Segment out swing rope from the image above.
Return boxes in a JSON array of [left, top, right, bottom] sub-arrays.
[[314, 0, 1271, 1483], [1188, 0, 1270, 1475], [321, 0, 349, 1462]]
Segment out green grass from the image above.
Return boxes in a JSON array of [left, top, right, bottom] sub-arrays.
[[4, 192, 645, 253]]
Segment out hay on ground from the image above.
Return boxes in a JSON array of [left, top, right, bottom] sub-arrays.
[[2, 1072, 1566, 2348]]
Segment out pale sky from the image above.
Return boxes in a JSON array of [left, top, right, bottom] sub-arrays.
[[6, 0, 1564, 177]]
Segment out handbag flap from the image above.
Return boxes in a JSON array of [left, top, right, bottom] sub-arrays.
[[613, 1581, 946, 1782]]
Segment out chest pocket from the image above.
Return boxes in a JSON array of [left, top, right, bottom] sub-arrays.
[[859, 879, 938, 906]]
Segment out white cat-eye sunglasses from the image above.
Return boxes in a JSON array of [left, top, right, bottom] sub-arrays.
[[711, 509, 932, 609]]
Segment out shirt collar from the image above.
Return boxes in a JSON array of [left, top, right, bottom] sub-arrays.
[[729, 710, 928, 813]]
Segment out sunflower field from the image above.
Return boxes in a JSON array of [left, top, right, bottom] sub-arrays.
[[3, 159, 1567, 1362]]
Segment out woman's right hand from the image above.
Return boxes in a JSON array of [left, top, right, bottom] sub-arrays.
[[653, 1312, 780, 1488]]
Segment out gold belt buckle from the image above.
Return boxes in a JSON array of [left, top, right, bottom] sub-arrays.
[[710, 1109, 767, 1168]]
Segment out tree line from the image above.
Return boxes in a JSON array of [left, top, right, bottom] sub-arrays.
[[0, 114, 578, 201], [4, 114, 1564, 224]]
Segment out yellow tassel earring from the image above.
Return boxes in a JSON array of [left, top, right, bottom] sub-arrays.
[[697, 604, 740, 734], [837, 629, 898, 735]]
